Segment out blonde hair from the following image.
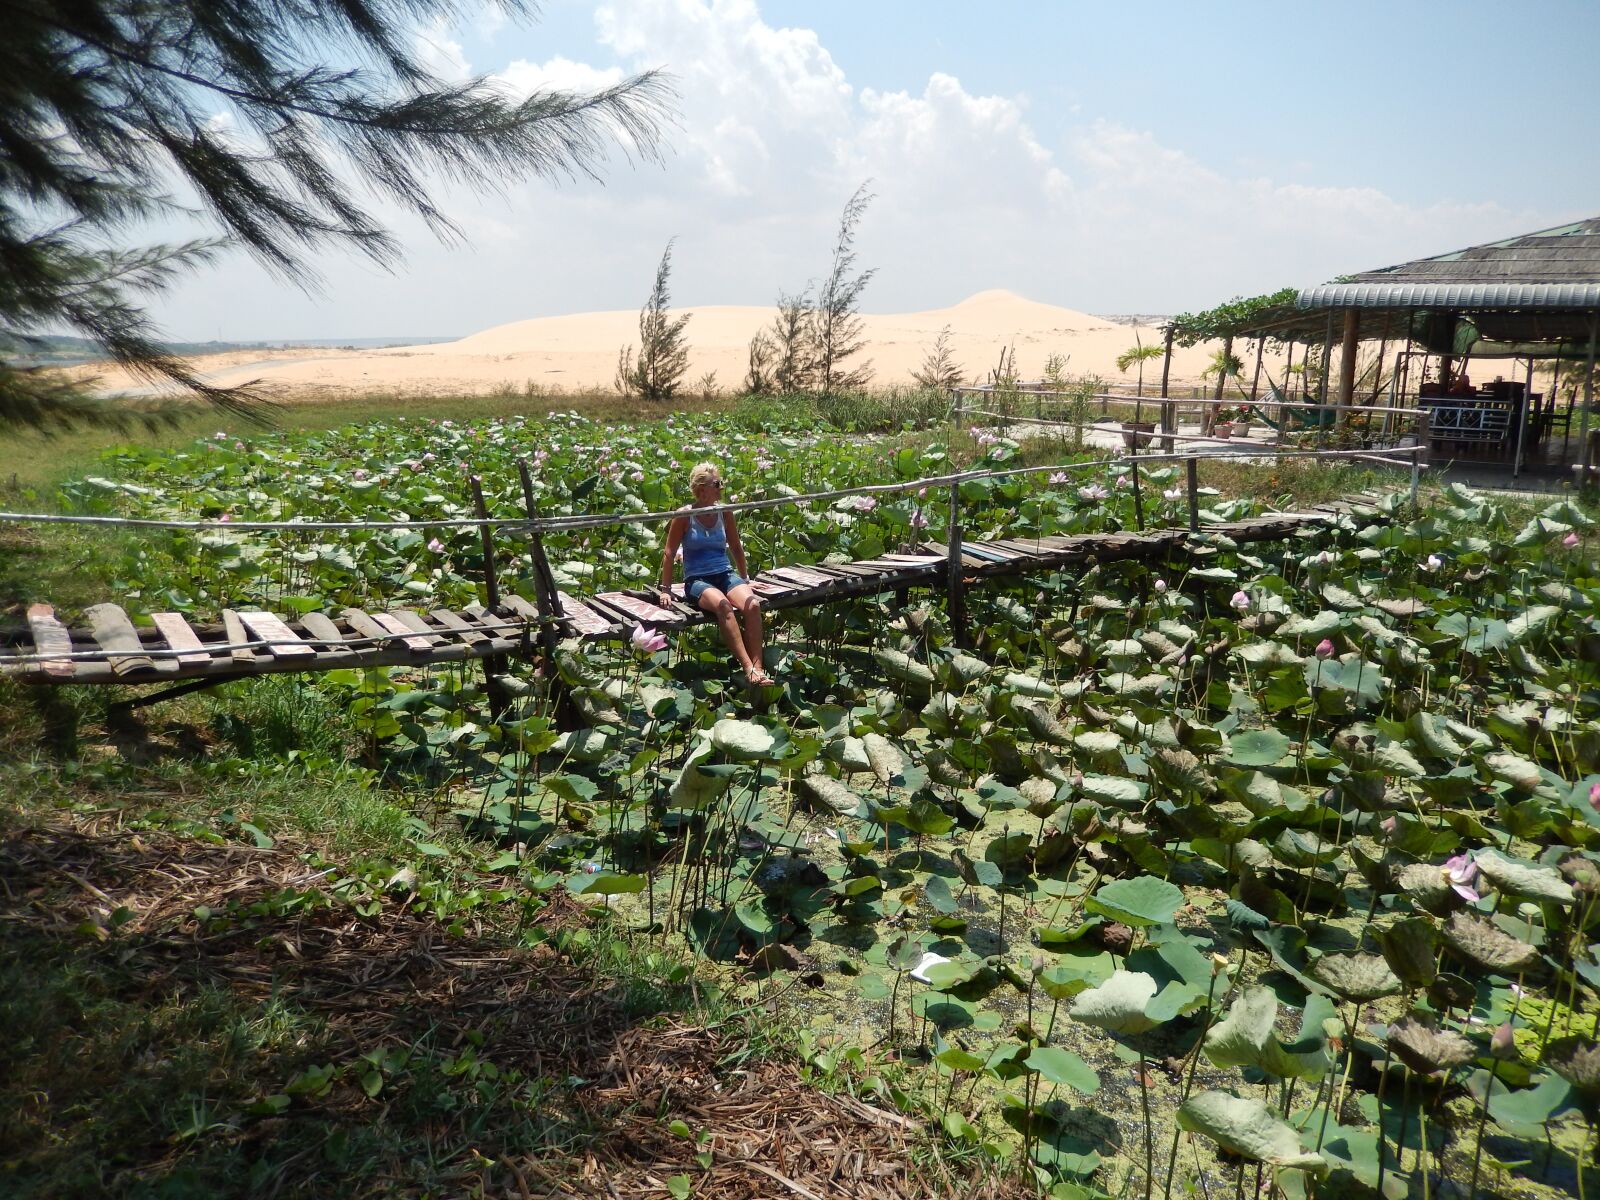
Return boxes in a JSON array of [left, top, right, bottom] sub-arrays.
[[688, 461, 722, 490]]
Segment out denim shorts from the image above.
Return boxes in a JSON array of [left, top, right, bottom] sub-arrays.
[[685, 570, 745, 603]]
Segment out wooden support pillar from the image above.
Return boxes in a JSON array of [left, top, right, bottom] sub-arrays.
[[517, 459, 578, 730], [1411, 409, 1430, 510], [1581, 314, 1598, 477], [1336, 308, 1360, 423], [1317, 310, 1335, 448], [470, 476, 512, 718], [1159, 324, 1175, 454], [946, 479, 969, 649], [1185, 456, 1200, 532]]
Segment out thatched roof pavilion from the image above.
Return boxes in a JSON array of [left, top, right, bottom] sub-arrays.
[[1199, 218, 1600, 477]]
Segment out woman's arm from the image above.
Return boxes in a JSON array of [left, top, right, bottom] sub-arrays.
[[725, 513, 749, 578], [659, 514, 687, 601]]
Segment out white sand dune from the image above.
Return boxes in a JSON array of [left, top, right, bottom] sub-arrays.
[[86, 290, 1264, 400]]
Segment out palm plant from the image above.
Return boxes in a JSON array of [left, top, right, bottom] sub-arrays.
[[1116, 338, 1166, 397]]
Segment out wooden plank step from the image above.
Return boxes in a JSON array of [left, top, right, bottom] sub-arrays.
[[368, 611, 435, 653], [340, 608, 412, 652], [430, 609, 486, 645], [746, 578, 795, 597], [965, 542, 1025, 561], [221, 609, 267, 666], [555, 592, 616, 637], [767, 566, 833, 590], [150, 612, 213, 667], [84, 603, 164, 677], [594, 592, 680, 625], [25, 604, 76, 679], [299, 612, 354, 660], [236, 610, 316, 658], [386, 609, 450, 648]]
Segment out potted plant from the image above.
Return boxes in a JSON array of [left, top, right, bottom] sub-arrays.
[[1120, 419, 1157, 449]]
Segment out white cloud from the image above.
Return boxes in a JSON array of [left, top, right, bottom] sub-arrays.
[[414, 18, 471, 82], [495, 56, 626, 97], [144, 0, 1551, 339]]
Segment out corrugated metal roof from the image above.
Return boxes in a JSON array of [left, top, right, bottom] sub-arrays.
[[1298, 282, 1600, 309]]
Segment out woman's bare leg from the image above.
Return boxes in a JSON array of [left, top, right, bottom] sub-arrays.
[[726, 583, 766, 675], [697, 586, 755, 674]]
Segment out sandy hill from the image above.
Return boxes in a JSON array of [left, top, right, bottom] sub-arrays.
[[86, 291, 1244, 400]]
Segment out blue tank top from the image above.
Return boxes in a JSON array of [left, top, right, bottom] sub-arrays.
[[681, 509, 732, 577]]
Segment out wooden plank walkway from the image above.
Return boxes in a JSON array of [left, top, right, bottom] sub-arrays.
[[0, 495, 1387, 687]]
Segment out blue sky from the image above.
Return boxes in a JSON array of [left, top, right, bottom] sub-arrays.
[[149, 0, 1599, 340]]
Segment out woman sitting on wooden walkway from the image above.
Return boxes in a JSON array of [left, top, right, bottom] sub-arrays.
[[657, 462, 774, 686]]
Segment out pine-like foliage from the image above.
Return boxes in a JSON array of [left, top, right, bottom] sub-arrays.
[[616, 239, 689, 402], [809, 182, 875, 396], [743, 329, 776, 394], [1, 0, 672, 428], [769, 289, 813, 393], [910, 324, 963, 390]]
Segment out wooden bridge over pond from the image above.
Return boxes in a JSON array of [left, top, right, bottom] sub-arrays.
[[1, 493, 1391, 693]]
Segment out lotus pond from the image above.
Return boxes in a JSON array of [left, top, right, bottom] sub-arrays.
[[58, 412, 1600, 1199]]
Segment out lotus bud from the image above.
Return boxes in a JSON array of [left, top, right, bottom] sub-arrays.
[[1230, 590, 1251, 611], [1590, 781, 1600, 813], [1490, 1022, 1517, 1061], [1315, 638, 1335, 659], [1564, 532, 1581, 548]]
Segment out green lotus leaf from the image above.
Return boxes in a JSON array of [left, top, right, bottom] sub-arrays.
[[1078, 774, 1145, 808], [1235, 641, 1304, 667], [1151, 746, 1214, 794], [710, 717, 776, 760], [1204, 987, 1331, 1080], [1279, 610, 1343, 638], [1226, 729, 1292, 767], [1071, 969, 1160, 1034], [797, 773, 862, 816], [1085, 875, 1184, 928], [1309, 953, 1401, 1002], [1484, 752, 1543, 792], [1473, 847, 1574, 904], [1177, 1091, 1329, 1174], [1073, 729, 1123, 757], [874, 648, 935, 687], [1386, 1016, 1476, 1075], [862, 732, 902, 784], [1002, 671, 1058, 699], [1545, 1037, 1600, 1095], [1377, 916, 1440, 988], [1408, 711, 1466, 760], [1015, 699, 1074, 745], [1024, 1046, 1101, 1093], [1444, 911, 1539, 974]]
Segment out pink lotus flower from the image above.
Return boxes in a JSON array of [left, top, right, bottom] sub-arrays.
[[1316, 550, 1333, 566], [1315, 638, 1335, 659], [1230, 590, 1251, 611], [1116, 474, 1130, 488], [1590, 781, 1600, 812], [1423, 553, 1443, 572], [1078, 484, 1108, 501], [422, 452, 437, 462], [218, 513, 232, 523], [1442, 852, 1480, 902], [352, 468, 367, 480], [1048, 472, 1068, 485], [427, 538, 445, 553], [910, 508, 928, 531], [1153, 579, 1167, 594], [849, 494, 877, 512], [1565, 532, 1581, 548], [631, 624, 667, 654], [1163, 487, 1183, 501]]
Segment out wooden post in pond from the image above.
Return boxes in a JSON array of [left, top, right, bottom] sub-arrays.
[[470, 476, 512, 717], [1130, 453, 1145, 531], [1159, 324, 1176, 455], [517, 459, 578, 729], [946, 478, 969, 648], [1411, 409, 1430, 510], [1185, 456, 1200, 532]]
